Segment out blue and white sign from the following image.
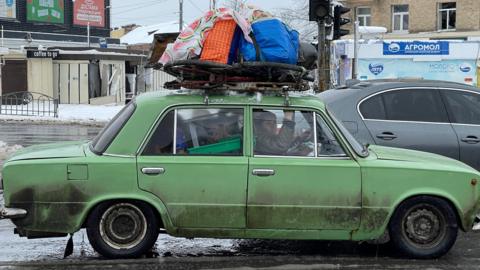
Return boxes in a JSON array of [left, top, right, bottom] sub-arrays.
[[368, 63, 384, 75], [383, 41, 450, 56], [359, 59, 477, 86]]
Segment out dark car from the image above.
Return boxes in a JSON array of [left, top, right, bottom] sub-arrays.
[[319, 80, 480, 170]]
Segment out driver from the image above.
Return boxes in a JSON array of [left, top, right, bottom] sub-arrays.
[[253, 110, 295, 155]]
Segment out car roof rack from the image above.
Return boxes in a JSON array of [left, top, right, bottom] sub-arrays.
[[160, 60, 313, 92]]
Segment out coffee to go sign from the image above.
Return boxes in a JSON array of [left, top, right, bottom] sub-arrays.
[[27, 50, 60, 59], [74, 0, 105, 27]]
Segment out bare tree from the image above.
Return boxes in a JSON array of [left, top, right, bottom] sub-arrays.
[[276, 0, 317, 42]]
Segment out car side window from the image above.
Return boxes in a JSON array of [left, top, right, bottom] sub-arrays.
[[359, 95, 387, 120], [442, 90, 480, 125], [176, 108, 244, 155], [142, 110, 175, 155], [143, 108, 244, 156], [316, 114, 347, 157], [253, 109, 315, 157], [382, 89, 448, 123]]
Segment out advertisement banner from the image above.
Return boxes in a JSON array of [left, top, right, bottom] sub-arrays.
[[27, 0, 64, 24], [74, 0, 105, 27], [383, 41, 450, 56], [0, 0, 16, 18], [359, 59, 477, 86]]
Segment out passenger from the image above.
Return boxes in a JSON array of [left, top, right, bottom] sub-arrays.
[[254, 110, 295, 155]]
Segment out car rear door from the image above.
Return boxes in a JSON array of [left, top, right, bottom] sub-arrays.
[[247, 108, 362, 230], [441, 89, 480, 170], [358, 88, 459, 160], [137, 107, 248, 229]]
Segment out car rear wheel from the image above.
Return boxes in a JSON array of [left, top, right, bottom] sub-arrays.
[[86, 201, 159, 259], [389, 196, 458, 259]]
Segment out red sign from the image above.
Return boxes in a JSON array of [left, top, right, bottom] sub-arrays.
[[73, 0, 105, 27]]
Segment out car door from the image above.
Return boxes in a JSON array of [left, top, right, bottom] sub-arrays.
[[247, 108, 362, 230], [358, 88, 459, 160], [137, 107, 248, 228], [441, 89, 480, 170]]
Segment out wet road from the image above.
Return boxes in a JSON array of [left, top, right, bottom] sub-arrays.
[[1, 122, 480, 269]]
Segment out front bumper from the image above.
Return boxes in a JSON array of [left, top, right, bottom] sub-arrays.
[[0, 208, 27, 219]]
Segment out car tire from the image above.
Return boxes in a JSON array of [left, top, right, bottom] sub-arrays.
[[389, 196, 458, 259], [86, 201, 159, 259]]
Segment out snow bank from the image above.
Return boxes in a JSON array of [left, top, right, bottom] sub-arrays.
[[0, 104, 124, 125], [0, 141, 22, 162]]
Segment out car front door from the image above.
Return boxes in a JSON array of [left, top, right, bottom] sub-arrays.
[[441, 89, 480, 170], [247, 108, 362, 230], [137, 107, 248, 229], [358, 88, 459, 160]]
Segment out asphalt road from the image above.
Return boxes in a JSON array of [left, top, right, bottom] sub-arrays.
[[1, 122, 480, 270]]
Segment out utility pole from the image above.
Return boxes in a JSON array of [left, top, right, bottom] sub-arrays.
[[317, 20, 327, 91], [87, 22, 90, 47], [353, 20, 359, 80], [179, 0, 184, 32]]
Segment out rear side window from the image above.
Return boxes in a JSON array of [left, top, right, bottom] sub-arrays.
[[142, 108, 244, 156], [442, 90, 480, 125], [359, 95, 386, 120], [91, 102, 136, 154], [360, 89, 448, 123]]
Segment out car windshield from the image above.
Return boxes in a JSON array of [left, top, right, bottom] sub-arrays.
[[90, 102, 136, 154], [326, 108, 369, 157]]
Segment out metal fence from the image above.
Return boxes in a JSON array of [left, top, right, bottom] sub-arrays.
[[0, 92, 58, 118]]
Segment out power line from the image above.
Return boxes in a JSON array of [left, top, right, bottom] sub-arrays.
[[111, 0, 168, 16], [111, 0, 162, 10], [186, 0, 204, 14]]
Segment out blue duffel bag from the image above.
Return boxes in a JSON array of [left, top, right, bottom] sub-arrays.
[[239, 18, 300, 65]]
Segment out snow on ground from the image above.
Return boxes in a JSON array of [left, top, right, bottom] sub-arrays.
[[0, 104, 123, 125]]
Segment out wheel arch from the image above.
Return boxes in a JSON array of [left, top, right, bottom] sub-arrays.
[[78, 194, 175, 233], [389, 192, 464, 231]]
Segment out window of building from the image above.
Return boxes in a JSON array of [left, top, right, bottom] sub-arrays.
[[438, 2, 456, 30], [392, 5, 409, 32], [356, 7, 371, 26]]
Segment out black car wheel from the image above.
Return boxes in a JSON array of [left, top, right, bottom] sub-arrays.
[[389, 196, 458, 259], [86, 201, 159, 259]]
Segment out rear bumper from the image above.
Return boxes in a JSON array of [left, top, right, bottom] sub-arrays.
[[0, 207, 27, 219]]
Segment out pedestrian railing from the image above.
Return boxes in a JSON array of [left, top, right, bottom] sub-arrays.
[[0, 92, 58, 118]]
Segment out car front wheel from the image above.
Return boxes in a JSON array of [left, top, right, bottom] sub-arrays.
[[389, 196, 458, 259], [86, 201, 159, 259]]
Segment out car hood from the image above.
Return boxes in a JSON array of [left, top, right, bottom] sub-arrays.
[[6, 141, 87, 162], [369, 145, 475, 171]]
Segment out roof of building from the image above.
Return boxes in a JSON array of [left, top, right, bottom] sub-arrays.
[[120, 21, 179, 45]]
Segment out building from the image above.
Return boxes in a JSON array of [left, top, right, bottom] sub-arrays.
[[0, 0, 157, 105], [343, 0, 480, 40]]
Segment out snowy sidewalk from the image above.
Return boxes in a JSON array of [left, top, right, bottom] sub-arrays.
[[0, 104, 124, 126]]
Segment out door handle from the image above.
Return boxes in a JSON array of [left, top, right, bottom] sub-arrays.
[[461, 136, 480, 144], [376, 132, 397, 140], [252, 169, 275, 177], [141, 167, 165, 175]]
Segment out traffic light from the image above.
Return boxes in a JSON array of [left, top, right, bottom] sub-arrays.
[[309, 0, 330, 21], [333, 5, 351, 40]]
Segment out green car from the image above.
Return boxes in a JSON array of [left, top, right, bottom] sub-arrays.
[[1, 91, 480, 259]]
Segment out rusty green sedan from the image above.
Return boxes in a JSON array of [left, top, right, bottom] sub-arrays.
[[1, 91, 480, 259]]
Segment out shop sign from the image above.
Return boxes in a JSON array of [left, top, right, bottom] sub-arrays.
[[27, 0, 65, 24], [74, 0, 105, 27], [27, 50, 60, 59], [383, 41, 450, 56]]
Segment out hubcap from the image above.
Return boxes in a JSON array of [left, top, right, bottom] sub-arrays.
[[402, 206, 446, 249], [99, 203, 147, 250]]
